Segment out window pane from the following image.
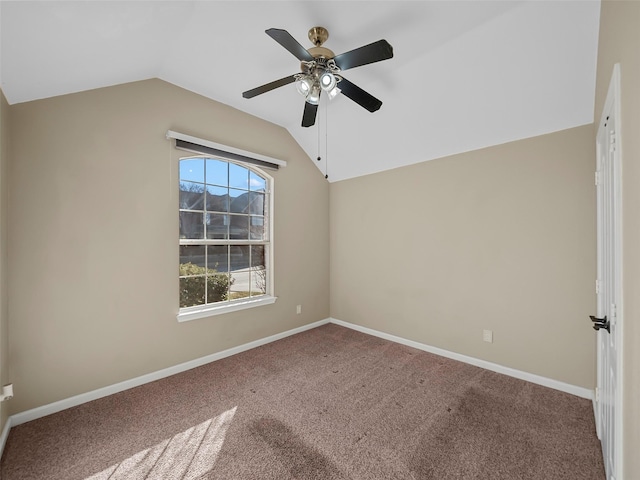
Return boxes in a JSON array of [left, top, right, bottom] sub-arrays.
[[250, 268, 267, 296], [248, 192, 265, 215], [179, 182, 204, 210], [206, 159, 228, 186], [207, 271, 231, 304], [229, 245, 250, 300], [251, 245, 267, 296], [179, 276, 205, 308], [229, 215, 249, 239], [207, 245, 229, 273], [206, 213, 229, 239], [206, 186, 229, 213], [251, 245, 265, 269], [179, 211, 204, 239], [180, 159, 205, 184], [231, 245, 250, 271], [229, 188, 249, 213], [179, 245, 205, 273], [250, 171, 266, 192], [249, 216, 265, 240], [250, 245, 266, 295], [229, 163, 249, 190]]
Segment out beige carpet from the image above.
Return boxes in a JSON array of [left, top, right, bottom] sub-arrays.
[[1, 324, 605, 479]]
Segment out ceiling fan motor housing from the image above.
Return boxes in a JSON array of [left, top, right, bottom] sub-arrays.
[[307, 46, 335, 60]]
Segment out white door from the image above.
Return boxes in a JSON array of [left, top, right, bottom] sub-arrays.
[[594, 63, 622, 480]]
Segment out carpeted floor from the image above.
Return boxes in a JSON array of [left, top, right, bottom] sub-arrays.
[[1, 324, 605, 479]]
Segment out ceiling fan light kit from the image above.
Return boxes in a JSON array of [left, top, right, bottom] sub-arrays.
[[295, 57, 342, 106], [242, 26, 393, 127]]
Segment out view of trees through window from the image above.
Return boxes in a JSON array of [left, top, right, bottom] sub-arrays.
[[179, 157, 269, 309]]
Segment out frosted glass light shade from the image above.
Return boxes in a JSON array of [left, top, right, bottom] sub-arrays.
[[296, 77, 313, 97], [307, 84, 321, 105], [320, 71, 336, 91]]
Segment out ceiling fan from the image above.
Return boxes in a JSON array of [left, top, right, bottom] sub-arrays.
[[242, 27, 393, 128]]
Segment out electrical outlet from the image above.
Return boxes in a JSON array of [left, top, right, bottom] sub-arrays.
[[296, 305, 302, 314], [483, 330, 493, 343], [0, 384, 14, 402]]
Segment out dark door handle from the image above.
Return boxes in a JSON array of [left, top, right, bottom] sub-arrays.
[[590, 315, 610, 333]]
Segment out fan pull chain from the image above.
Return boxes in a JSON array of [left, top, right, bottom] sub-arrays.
[[324, 99, 328, 179], [317, 101, 321, 165], [314, 97, 328, 180]]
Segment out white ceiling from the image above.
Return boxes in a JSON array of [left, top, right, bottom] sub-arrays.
[[0, 1, 601, 182]]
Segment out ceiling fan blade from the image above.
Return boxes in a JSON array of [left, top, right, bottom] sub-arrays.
[[302, 101, 318, 127], [338, 77, 382, 112], [242, 75, 297, 99], [332, 39, 393, 71], [266, 28, 315, 62]]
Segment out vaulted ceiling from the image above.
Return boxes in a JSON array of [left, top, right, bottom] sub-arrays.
[[0, 1, 601, 182]]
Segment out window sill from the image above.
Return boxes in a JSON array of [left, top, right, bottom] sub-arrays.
[[177, 295, 277, 322]]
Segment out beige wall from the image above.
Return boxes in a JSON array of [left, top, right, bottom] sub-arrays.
[[331, 125, 596, 388], [0, 90, 10, 431], [8, 79, 330, 413], [595, 1, 640, 477]]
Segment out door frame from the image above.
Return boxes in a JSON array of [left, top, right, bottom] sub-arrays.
[[595, 62, 624, 480]]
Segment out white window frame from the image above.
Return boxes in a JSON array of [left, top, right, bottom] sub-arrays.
[[176, 156, 276, 323]]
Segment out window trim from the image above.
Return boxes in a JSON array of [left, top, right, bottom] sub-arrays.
[[177, 295, 277, 322], [174, 147, 277, 322]]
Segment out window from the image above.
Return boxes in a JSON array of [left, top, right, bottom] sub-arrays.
[[178, 156, 274, 320]]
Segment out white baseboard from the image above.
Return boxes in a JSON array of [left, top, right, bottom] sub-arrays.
[[329, 318, 594, 400], [6, 315, 592, 442], [10, 318, 330, 427], [0, 416, 11, 455]]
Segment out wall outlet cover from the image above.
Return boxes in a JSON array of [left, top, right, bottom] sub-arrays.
[[483, 330, 493, 343]]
